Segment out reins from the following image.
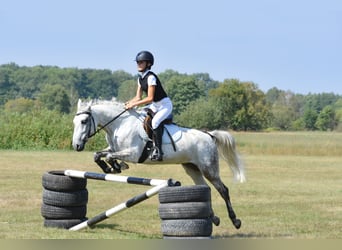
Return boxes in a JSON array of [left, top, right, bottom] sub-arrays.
[[76, 109, 127, 139]]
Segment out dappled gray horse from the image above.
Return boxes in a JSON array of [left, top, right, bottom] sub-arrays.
[[72, 99, 246, 229]]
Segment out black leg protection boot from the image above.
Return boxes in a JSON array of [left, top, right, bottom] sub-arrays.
[[151, 126, 164, 161]]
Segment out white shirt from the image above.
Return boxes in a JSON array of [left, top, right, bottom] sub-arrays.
[[138, 70, 157, 86]]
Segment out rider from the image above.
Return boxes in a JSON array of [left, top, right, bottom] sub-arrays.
[[125, 51, 173, 161]]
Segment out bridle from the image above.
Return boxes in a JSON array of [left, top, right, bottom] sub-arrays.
[[75, 109, 127, 140]]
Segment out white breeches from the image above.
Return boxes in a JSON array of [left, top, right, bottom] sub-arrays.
[[148, 97, 173, 129]]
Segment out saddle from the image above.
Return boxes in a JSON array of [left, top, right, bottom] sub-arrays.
[[143, 108, 173, 140], [138, 108, 176, 163]]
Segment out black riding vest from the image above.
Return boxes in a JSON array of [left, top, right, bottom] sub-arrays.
[[138, 71, 168, 102]]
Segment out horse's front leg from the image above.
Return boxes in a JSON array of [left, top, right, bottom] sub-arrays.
[[94, 149, 115, 173], [106, 157, 129, 173], [94, 148, 111, 163], [106, 148, 135, 162], [94, 149, 126, 174]]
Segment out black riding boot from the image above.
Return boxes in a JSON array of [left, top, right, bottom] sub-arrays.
[[151, 126, 164, 161]]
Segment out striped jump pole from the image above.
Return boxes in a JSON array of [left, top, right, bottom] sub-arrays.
[[64, 169, 178, 187], [64, 169, 181, 231], [69, 180, 178, 231]]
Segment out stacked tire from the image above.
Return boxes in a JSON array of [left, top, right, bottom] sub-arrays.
[[41, 170, 88, 229], [158, 185, 213, 239]]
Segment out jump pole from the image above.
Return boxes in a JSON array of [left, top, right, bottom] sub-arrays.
[[64, 169, 181, 231], [64, 169, 174, 186], [69, 180, 178, 231]]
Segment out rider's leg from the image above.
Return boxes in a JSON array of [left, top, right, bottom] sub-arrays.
[[150, 98, 173, 161], [151, 125, 164, 161]]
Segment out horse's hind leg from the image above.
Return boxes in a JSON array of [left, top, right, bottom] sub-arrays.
[[205, 173, 241, 229], [181, 163, 221, 226]]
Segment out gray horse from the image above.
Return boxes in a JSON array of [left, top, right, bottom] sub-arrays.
[[72, 99, 246, 229]]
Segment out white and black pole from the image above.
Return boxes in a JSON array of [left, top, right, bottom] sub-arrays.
[[69, 180, 178, 231], [64, 169, 175, 186]]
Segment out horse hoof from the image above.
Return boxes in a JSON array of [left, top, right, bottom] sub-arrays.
[[233, 219, 241, 229], [111, 167, 121, 174], [119, 161, 129, 170], [105, 167, 114, 173], [211, 215, 220, 226], [94, 154, 100, 162]]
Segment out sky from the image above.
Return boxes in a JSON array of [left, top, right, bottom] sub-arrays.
[[1, 0, 341, 94]]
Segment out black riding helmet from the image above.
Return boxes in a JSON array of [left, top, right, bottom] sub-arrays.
[[135, 51, 154, 66]]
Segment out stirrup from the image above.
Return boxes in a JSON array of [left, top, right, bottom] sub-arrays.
[[151, 147, 163, 161]]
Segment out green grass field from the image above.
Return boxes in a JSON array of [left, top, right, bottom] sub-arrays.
[[0, 132, 341, 239]]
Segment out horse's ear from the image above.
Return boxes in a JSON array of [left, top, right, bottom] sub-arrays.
[[77, 99, 82, 110], [86, 99, 93, 111]]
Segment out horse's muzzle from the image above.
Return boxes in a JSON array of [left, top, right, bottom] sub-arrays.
[[74, 144, 84, 151]]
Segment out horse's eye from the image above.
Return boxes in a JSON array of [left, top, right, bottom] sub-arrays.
[[81, 119, 88, 124]]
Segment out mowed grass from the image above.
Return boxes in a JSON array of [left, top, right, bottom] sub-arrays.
[[0, 131, 341, 239]]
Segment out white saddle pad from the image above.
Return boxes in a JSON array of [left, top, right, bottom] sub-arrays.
[[163, 124, 182, 144], [137, 122, 183, 144]]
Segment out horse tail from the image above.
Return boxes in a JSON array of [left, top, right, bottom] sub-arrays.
[[209, 130, 246, 183]]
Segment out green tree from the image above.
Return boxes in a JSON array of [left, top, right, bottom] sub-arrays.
[[291, 118, 305, 131], [38, 85, 70, 113], [85, 69, 119, 99], [303, 108, 318, 130], [315, 105, 337, 131], [209, 79, 271, 130], [304, 93, 340, 113], [176, 97, 222, 129], [333, 98, 342, 131], [112, 70, 135, 84], [266, 87, 283, 104], [116, 79, 137, 102], [191, 73, 219, 95], [4, 98, 40, 113], [0, 63, 19, 105], [266, 89, 304, 130], [166, 75, 203, 115], [158, 69, 182, 84], [271, 105, 295, 130]]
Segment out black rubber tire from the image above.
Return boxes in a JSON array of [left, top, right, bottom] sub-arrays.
[[41, 203, 87, 219], [158, 185, 211, 203], [42, 170, 87, 192], [43, 218, 88, 229], [161, 219, 213, 237], [159, 202, 211, 219], [42, 189, 88, 207]]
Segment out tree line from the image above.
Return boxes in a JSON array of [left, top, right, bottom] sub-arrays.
[[1, 63, 342, 132]]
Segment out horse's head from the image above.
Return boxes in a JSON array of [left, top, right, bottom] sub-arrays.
[[72, 99, 95, 151]]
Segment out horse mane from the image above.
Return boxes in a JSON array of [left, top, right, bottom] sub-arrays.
[[78, 98, 123, 108], [92, 98, 123, 106]]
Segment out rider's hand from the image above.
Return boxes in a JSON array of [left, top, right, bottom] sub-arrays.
[[125, 102, 134, 110]]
